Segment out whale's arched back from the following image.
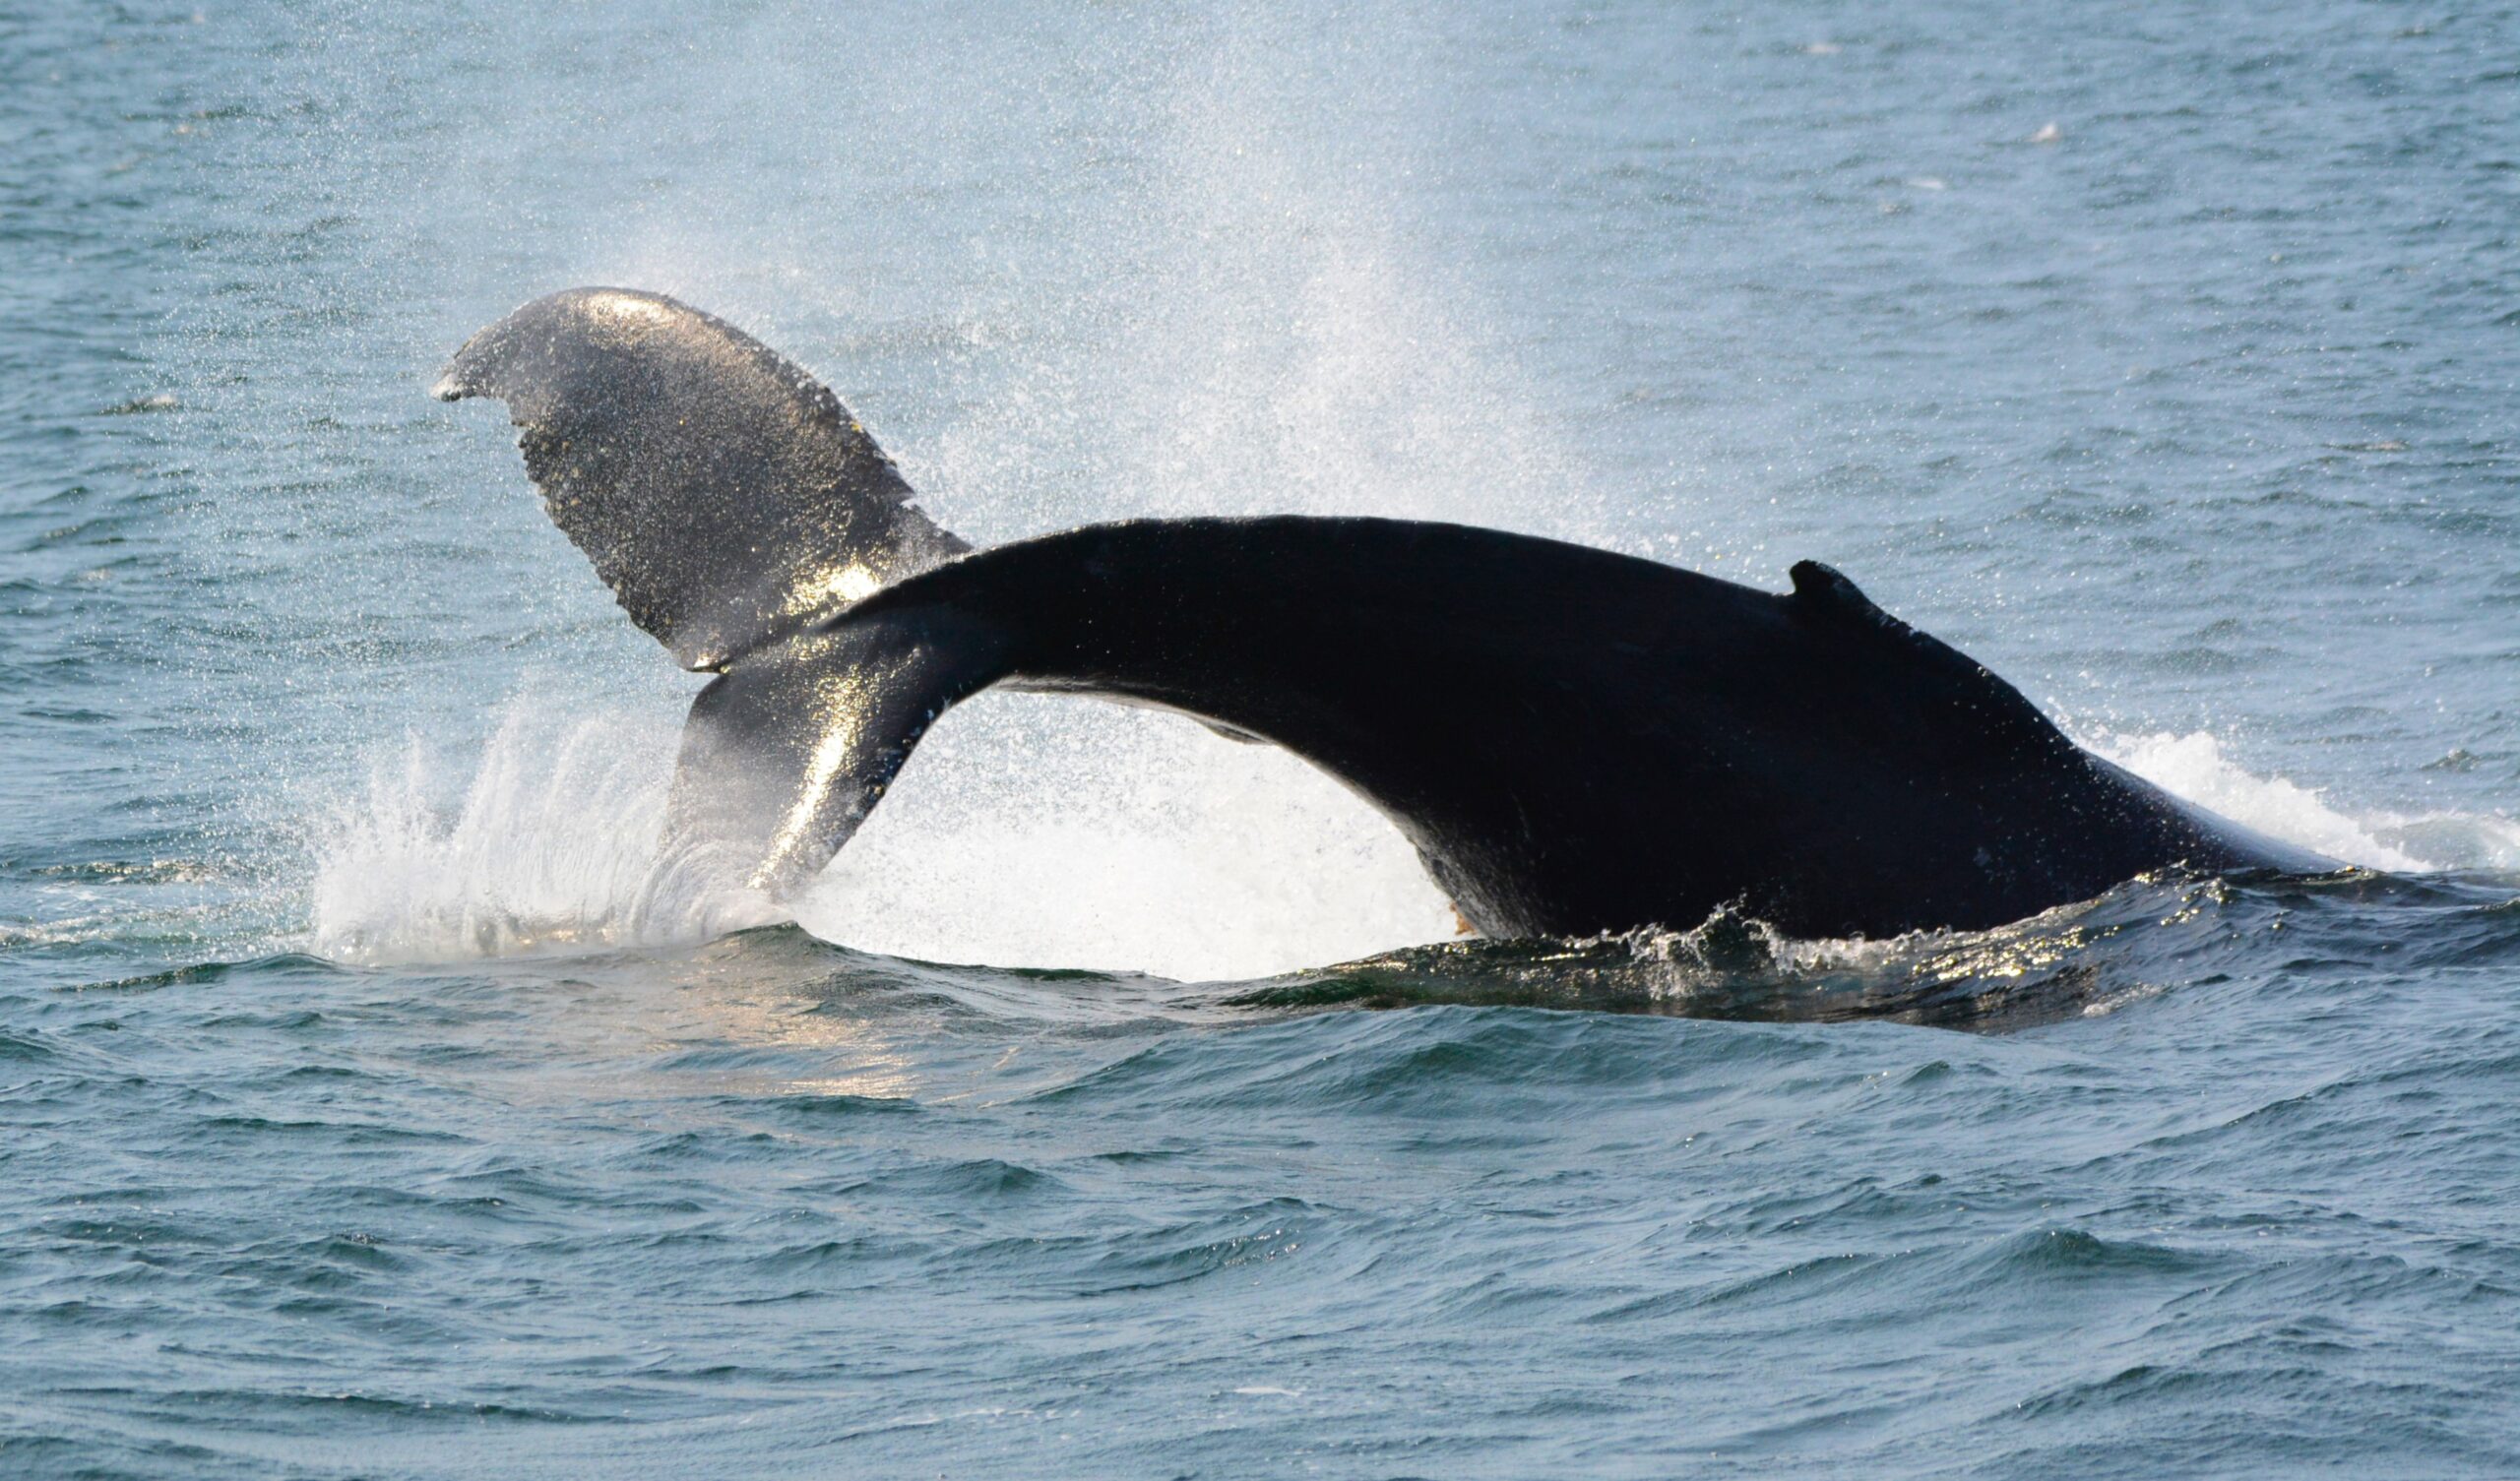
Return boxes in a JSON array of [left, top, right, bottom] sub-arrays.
[[664, 515, 2314, 939]]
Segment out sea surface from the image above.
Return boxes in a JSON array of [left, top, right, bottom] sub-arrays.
[[5, 2, 2519, 1475]]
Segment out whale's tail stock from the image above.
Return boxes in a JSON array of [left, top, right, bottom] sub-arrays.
[[437, 288, 2322, 943]]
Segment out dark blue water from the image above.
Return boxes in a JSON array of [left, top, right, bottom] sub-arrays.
[[6, 2, 2518, 1475]]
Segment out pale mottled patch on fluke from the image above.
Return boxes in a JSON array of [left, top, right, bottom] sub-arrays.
[[436, 287, 966, 671]]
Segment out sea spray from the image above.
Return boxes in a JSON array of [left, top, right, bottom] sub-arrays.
[[307, 702, 778, 962], [305, 700, 2520, 977], [791, 693, 1458, 981], [306, 691, 1458, 976], [2089, 729, 2520, 873]]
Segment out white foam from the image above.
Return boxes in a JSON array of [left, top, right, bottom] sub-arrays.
[[2087, 729, 2520, 873], [306, 704, 778, 964]]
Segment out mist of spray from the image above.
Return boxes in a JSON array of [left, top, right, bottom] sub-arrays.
[[284, 6, 1523, 976], [233, 4, 2515, 978]]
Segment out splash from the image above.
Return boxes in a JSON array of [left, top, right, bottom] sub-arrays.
[[2087, 729, 2520, 872], [306, 701, 2515, 976], [911, 6, 1597, 548], [306, 703, 778, 963], [261, 5, 2509, 980], [305, 692, 1455, 977]]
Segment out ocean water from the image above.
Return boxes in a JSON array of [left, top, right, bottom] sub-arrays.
[[5, 1, 2519, 1474]]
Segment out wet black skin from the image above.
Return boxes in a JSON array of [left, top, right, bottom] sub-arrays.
[[781, 515, 2318, 940]]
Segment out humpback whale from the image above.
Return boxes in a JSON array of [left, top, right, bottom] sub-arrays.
[[436, 287, 2323, 942]]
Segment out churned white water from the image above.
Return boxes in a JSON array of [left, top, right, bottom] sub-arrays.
[[2093, 728, 2520, 875]]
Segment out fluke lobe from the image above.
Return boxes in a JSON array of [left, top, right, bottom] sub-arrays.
[[436, 287, 2324, 942]]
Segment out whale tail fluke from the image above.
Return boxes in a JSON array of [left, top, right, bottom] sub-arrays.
[[662, 607, 1010, 897], [434, 287, 967, 672]]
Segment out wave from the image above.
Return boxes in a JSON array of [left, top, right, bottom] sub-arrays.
[[1234, 868, 2520, 1029]]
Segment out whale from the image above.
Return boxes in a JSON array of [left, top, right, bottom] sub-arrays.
[[435, 286, 2327, 942]]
